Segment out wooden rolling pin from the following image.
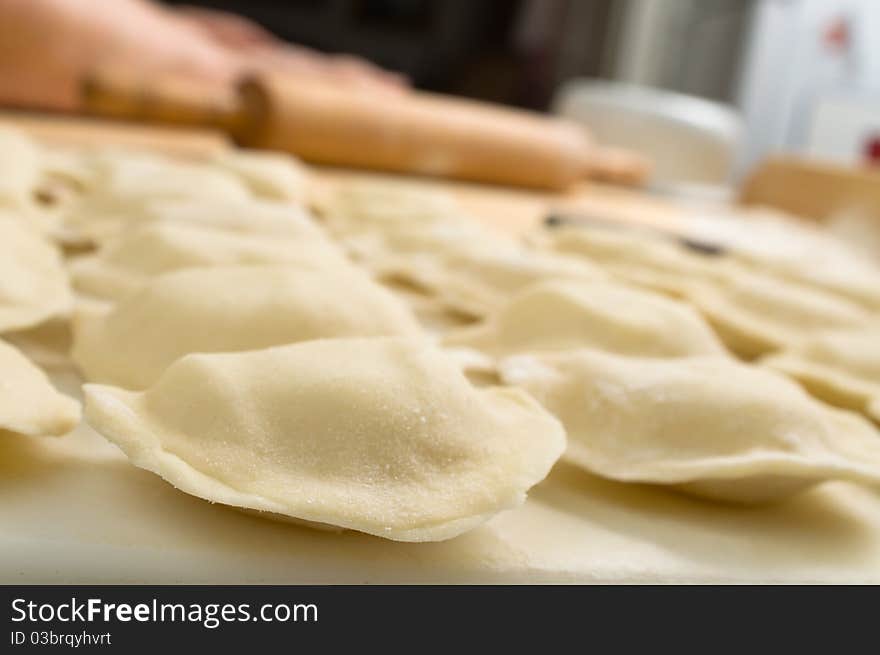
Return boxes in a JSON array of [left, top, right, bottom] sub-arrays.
[[81, 69, 649, 189]]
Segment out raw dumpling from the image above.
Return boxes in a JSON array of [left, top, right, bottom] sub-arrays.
[[499, 348, 880, 503], [69, 220, 349, 301], [30, 148, 94, 217], [72, 265, 423, 389], [680, 209, 853, 270], [683, 267, 871, 359], [213, 149, 308, 202], [81, 152, 252, 207], [0, 339, 80, 437], [444, 279, 727, 359], [382, 247, 608, 318], [343, 220, 507, 270], [59, 153, 253, 244], [0, 206, 56, 240], [763, 326, 880, 422], [541, 224, 721, 292], [0, 216, 72, 332], [871, 398, 880, 424], [136, 198, 324, 238], [83, 337, 565, 541], [3, 318, 73, 370], [382, 279, 478, 336], [772, 257, 880, 313], [316, 180, 463, 238], [681, 210, 880, 312], [543, 225, 875, 357], [64, 197, 325, 249], [316, 180, 493, 267], [0, 128, 40, 209], [37, 148, 96, 192], [827, 208, 880, 267]]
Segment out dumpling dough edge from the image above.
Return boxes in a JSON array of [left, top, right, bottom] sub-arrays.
[[83, 364, 565, 542]]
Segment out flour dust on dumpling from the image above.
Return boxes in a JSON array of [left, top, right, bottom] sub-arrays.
[[763, 325, 880, 422], [0, 216, 72, 333], [499, 348, 880, 504], [0, 339, 80, 437], [69, 220, 350, 301], [444, 279, 727, 359], [72, 265, 423, 389], [84, 337, 565, 541]]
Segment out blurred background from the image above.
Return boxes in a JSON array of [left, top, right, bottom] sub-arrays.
[[161, 0, 880, 178], [1, 0, 878, 197]]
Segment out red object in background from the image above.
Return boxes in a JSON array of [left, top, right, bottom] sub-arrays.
[[866, 134, 880, 167], [824, 15, 850, 52]]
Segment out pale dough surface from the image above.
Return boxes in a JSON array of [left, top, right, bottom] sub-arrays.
[[4, 159, 880, 582], [3, 378, 880, 583], [82, 338, 565, 542]]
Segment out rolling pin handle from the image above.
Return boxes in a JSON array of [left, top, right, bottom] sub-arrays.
[[80, 67, 245, 135]]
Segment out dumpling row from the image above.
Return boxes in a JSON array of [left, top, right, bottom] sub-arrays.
[[763, 326, 880, 424], [69, 218, 348, 302], [499, 348, 880, 503], [66, 178, 570, 542], [541, 225, 876, 358], [72, 265, 423, 389]]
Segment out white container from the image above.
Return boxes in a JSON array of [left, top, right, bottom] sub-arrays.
[[553, 79, 743, 190]]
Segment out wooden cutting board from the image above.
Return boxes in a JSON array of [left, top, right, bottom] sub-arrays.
[[740, 155, 880, 223]]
